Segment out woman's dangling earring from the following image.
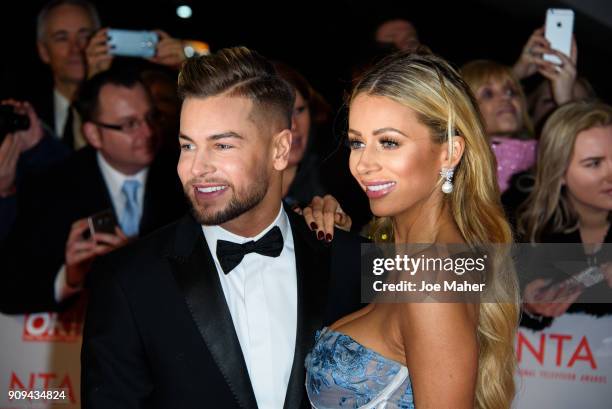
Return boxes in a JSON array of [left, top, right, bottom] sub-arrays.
[[440, 167, 454, 194]]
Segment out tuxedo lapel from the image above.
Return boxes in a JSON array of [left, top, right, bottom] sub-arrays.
[[283, 210, 331, 409], [168, 216, 258, 409]]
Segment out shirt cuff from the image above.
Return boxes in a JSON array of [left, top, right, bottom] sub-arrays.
[[54, 265, 83, 303]]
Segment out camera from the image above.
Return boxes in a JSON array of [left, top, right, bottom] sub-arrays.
[[0, 105, 30, 142]]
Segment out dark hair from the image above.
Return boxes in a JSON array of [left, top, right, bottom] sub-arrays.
[[75, 68, 145, 122], [37, 0, 100, 40], [272, 61, 331, 125], [177, 47, 294, 129]]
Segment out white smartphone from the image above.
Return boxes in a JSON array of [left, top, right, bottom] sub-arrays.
[[107, 29, 158, 58], [544, 8, 574, 65]]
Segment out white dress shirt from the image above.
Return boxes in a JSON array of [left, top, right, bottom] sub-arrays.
[[202, 206, 297, 409], [53, 153, 149, 302], [96, 152, 148, 221], [53, 89, 70, 138], [53, 88, 85, 149]]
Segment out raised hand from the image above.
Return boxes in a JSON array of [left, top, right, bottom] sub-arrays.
[[86, 28, 114, 79], [148, 30, 186, 68], [0, 134, 22, 196], [536, 38, 577, 106], [513, 27, 550, 80], [65, 219, 130, 288]]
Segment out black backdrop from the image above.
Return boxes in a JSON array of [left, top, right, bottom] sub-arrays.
[[1, 0, 611, 110]]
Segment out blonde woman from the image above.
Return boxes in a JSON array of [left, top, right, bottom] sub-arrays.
[[518, 101, 612, 324], [304, 52, 519, 409], [461, 60, 536, 195]]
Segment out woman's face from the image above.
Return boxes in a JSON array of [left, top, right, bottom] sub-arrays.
[[530, 82, 555, 129], [348, 94, 445, 217], [288, 90, 311, 167], [474, 77, 524, 136], [565, 125, 612, 213]]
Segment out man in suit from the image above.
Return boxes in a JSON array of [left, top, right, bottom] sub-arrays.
[[0, 68, 186, 313], [34, 0, 101, 148], [81, 47, 363, 409]]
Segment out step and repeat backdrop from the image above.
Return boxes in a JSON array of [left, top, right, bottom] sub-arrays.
[[0, 297, 86, 409], [0, 299, 610, 408]]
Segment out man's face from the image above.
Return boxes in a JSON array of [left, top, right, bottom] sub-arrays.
[[37, 4, 96, 85], [85, 83, 158, 175], [375, 19, 420, 52], [178, 95, 280, 227]]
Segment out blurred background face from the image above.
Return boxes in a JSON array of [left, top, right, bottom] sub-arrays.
[[288, 90, 311, 167], [530, 82, 555, 129], [91, 83, 158, 174], [474, 77, 523, 136], [177, 96, 272, 225], [565, 125, 612, 213], [348, 94, 443, 217], [37, 4, 95, 84], [375, 19, 420, 52], [530, 81, 593, 129], [143, 74, 181, 146]]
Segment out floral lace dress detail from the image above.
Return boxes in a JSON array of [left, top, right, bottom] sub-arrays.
[[305, 327, 415, 409]]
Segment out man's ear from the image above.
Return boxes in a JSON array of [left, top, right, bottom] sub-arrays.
[[37, 41, 50, 64], [83, 122, 102, 149], [440, 135, 465, 169], [272, 129, 292, 171]]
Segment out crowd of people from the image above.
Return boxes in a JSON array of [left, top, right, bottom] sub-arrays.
[[0, 1, 611, 408]]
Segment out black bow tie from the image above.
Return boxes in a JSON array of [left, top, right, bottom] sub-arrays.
[[216, 226, 284, 274]]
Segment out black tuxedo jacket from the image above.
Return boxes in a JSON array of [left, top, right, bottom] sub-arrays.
[[81, 210, 364, 409], [0, 146, 187, 313]]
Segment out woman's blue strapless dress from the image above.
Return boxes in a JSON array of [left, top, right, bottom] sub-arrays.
[[305, 327, 415, 409]]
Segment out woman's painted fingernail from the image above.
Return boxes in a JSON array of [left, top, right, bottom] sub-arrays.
[[317, 231, 324, 240], [310, 222, 318, 230], [326, 234, 332, 242]]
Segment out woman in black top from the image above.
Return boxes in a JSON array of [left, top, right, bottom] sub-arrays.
[[517, 101, 612, 329]]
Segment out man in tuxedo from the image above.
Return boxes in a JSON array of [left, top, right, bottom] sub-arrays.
[[0, 68, 186, 313], [81, 47, 363, 409]]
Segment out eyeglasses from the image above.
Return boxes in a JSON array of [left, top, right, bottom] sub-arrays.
[[93, 111, 161, 135]]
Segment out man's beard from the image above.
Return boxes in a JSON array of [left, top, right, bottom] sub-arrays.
[[185, 175, 269, 226]]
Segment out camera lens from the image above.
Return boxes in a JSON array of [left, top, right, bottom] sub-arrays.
[[0, 105, 30, 136], [557, 22, 562, 28]]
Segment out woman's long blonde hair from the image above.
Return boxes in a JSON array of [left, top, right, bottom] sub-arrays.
[[518, 101, 612, 242], [352, 51, 520, 409]]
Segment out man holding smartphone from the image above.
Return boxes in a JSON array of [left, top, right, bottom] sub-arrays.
[[0, 68, 186, 313]]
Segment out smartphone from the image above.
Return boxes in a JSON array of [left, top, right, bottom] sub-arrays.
[[107, 29, 158, 58], [87, 209, 118, 239], [534, 266, 604, 301], [544, 8, 574, 65]]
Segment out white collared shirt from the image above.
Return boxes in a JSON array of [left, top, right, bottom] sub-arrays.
[[202, 206, 297, 409], [96, 152, 148, 223], [53, 153, 149, 302], [53, 89, 70, 138], [53, 88, 86, 148]]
